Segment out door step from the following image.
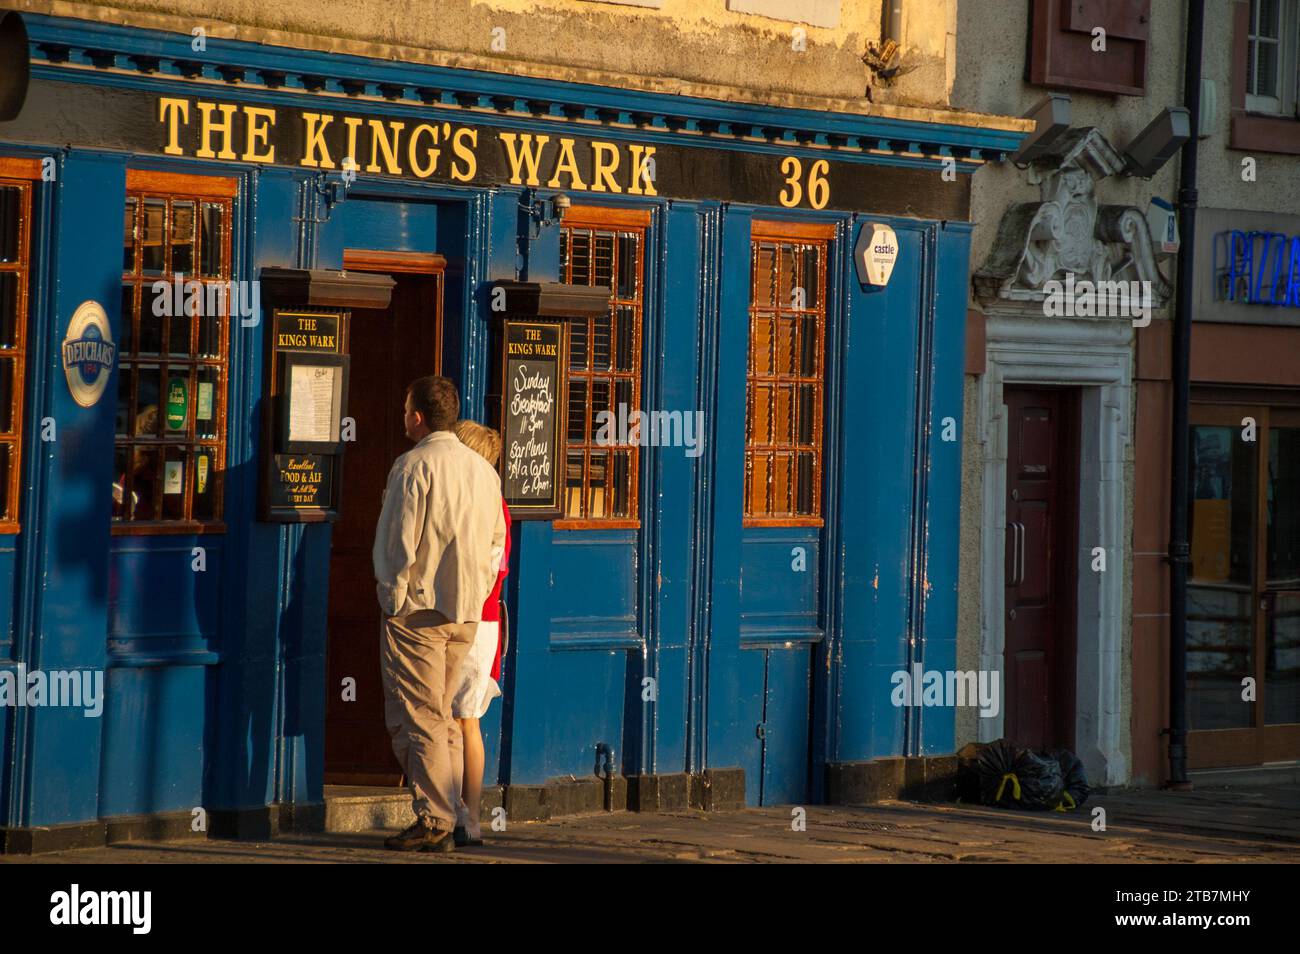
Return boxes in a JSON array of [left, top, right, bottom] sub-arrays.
[[324, 786, 415, 833]]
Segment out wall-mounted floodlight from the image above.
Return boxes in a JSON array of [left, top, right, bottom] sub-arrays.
[[1121, 107, 1190, 178], [1011, 94, 1071, 165]]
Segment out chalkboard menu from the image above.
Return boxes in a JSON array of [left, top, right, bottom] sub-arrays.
[[499, 318, 566, 519]]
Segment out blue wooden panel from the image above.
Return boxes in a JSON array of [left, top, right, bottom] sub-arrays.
[[705, 206, 758, 798], [98, 665, 208, 817], [23, 150, 125, 826], [0, 547, 16, 649], [648, 203, 702, 774], [919, 223, 972, 755], [833, 220, 927, 764], [208, 168, 297, 812], [315, 193, 440, 265], [762, 646, 812, 805], [549, 530, 638, 628], [740, 528, 821, 642], [108, 539, 222, 643]]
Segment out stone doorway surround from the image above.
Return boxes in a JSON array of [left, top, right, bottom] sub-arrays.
[[975, 315, 1132, 787]]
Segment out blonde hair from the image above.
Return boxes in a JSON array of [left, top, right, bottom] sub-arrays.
[[454, 419, 502, 467]]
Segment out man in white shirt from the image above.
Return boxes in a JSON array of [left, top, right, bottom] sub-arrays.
[[373, 375, 506, 852]]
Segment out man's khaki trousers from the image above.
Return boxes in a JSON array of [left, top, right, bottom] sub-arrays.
[[380, 609, 476, 832]]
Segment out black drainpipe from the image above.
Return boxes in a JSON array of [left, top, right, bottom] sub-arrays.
[[1168, 0, 1205, 790], [883, 0, 904, 44]]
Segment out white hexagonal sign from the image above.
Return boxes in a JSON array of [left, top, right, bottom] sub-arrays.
[[854, 222, 899, 287]]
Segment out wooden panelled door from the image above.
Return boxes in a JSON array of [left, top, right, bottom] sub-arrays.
[[1003, 387, 1079, 751], [325, 251, 444, 785]]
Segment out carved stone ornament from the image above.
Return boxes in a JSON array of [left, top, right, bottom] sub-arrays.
[[973, 127, 1172, 311]]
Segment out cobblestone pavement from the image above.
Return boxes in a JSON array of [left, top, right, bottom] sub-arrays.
[[5, 785, 1298, 864]]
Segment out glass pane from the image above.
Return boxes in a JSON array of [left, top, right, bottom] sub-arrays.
[[172, 200, 195, 275], [592, 308, 612, 372], [799, 315, 818, 376], [616, 233, 637, 299], [163, 368, 191, 437], [1258, 0, 1281, 38], [141, 199, 166, 274], [776, 316, 796, 375], [593, 232, 614, 291], [0, 358, 12, 433], [801, 246, 820, 308], [1187, 424, 1256, 730], [0, 272, 17, 349], [614, 305, 635, 373], [797, 451, 815, 514], [135, 366, 161, 437], [565, 451, 584, 518], [0, 444, 9, 521], [569, 316, 589, 371], [590, 379, 610, 441], [0, 186, 19, 263], [1265, 591, 1300, 725], [195, 367, 220, 441], [750, 384, 772, 445], [130, 445, 161, 520], [612, 450, 630, 517], [568, 230, 591, 284], [750, 452, 770, 515], [797, 384, 816, 444], [567, 379, 587, 443], [773, 452, 792, 516], [614, 378, 633, 435], [751, 313, 774, 375], [559, 229, 569, 278], [192, 446, 218, 521], [774, 385, 794, 445], [779, 245, 797, 307], [1257, 40, 1279, 98], [588, 450, 607, 518], [119, 284, 135, 356], [754, 245, 776, 308], [199, 203, 223, 279], [112, 445, 129, 521], [197, 286, 223, 358], [1190, 426, 1255, 585], [168, 294, 191, 356], [115, 366, 134, 438], [123, 198, 137, 273], [138, 286, 163, 354], [161, 445, 186, 520], [1267, 427, 1300, 583]]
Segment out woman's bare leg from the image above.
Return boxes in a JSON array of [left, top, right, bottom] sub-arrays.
[[459, 717, 484, 838]]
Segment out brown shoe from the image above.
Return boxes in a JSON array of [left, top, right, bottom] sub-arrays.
[[385, 819, 453, 852]]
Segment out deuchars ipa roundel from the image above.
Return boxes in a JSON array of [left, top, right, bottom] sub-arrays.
[[61, 300, 117, 408]]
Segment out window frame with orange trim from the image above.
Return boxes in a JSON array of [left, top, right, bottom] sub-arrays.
[[0, 157, 39, 535], [555, 205, 650, 530], [743, 219, 832, 528], [114, 169, 236, 535]]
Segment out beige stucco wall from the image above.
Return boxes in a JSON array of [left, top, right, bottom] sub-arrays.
[[15, 0, 968, 113], [949, 0, 1300, 768]]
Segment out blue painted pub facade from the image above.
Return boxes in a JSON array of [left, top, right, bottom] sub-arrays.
[[0, 11, 1022, 843]]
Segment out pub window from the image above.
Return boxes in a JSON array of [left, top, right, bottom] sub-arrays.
[[558, 207, 649, 527], [1246, 0, 1300, 115], [744, 221, 831, 526], [115, 170, 236, 531], [1187, 401, 1300, 751], [0, 166, 34, 533]]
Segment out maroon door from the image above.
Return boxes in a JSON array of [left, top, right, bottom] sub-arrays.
[[1003, 387, 1079, 751], [325, 260, 443, 784]]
